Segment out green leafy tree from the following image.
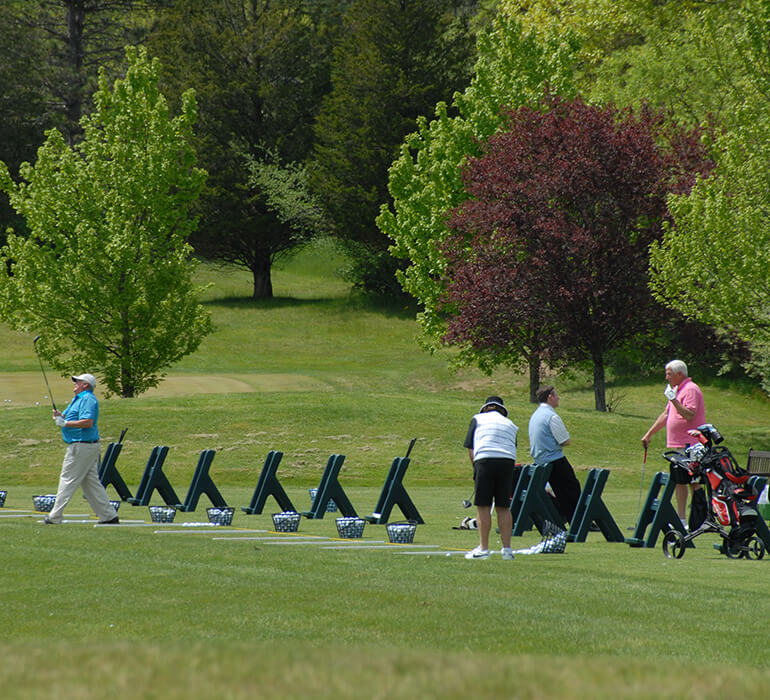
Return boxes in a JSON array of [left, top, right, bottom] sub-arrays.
[[148, 0, 335, 298], [503, 0, 746, 127], [0, 46, 211, 398], [377, 12, 577, 356], [311, 0, 477, 296], [649, 0, 770, 393]]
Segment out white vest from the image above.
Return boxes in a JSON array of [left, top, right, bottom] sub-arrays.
[[471, 411, 518, 461]]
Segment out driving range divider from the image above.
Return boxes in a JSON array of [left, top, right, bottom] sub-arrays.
[[95, 437, 425, 525], [22, 435, 753, 552]]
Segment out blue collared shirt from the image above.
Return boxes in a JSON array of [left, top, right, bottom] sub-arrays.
[[61, 389, 100, 443], [528, 403, 569, 464]]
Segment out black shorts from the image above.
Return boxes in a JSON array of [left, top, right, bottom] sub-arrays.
[[473, 457, 516, 507]]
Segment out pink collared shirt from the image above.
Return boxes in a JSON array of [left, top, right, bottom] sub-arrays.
[[665, 376, 705, 448]]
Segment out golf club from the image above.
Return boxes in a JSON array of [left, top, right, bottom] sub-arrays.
[[33, 335, 56, 411], [462, 488, 475, 509], [637, 446, 647, 510], [628, 447, 648, 530]]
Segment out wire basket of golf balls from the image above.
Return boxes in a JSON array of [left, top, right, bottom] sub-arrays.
[[109, 500, 121, 512], [272, 511, 301, 533], [308, 488, 337, 512], [149, 505, 176, 523], [207, 507, 234, 526], [335, 516, 366, 539], [33, 494, 56, 512], [0, 490, 6, 507], [386, 520, 418, 544]]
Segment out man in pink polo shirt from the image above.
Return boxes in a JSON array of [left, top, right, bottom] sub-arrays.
[[641, 360, 706, 528]]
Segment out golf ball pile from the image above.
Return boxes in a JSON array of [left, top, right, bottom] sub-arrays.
[[148, 506, 176, 523], [386, 522, 417, 544], [206, 507, 234, 526], [336, 516, 366, 539], [0, 490, 6, 508], [33, 495, 56, 512], [308, 488, 337, 512], [272, 511, 301, 532]]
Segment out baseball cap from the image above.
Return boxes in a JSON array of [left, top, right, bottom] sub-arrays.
[[71, 373, 96, 388]]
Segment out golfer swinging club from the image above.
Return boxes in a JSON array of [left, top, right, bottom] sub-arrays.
[[463, 396, 518, 560], [44, 373, 119, 525]]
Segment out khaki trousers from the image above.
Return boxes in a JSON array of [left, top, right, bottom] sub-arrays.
[[47, 442, 118, 523]]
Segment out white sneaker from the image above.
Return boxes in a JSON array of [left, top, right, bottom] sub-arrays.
[[501, 547, 515, 560], [465, 546, 490, 560]]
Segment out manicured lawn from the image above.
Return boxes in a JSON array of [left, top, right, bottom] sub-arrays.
[[1, 243, 769, 698]]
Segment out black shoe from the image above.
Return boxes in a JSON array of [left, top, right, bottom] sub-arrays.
[[99, 516, 119, 524]]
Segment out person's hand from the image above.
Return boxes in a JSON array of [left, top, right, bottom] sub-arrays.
[[641, 436, 650, 450], [54, 415, 66, 427], [664, 384, 676, 401]]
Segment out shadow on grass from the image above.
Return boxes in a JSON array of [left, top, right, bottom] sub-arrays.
[[203, 291, 421, 320], [203, 295, 336, 310]]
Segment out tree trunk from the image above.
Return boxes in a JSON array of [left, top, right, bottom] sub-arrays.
[[251, 256, 273, 298], [528, 352, 541, 403], [592, 350, 606, 412], [65, 0, 86, 144]]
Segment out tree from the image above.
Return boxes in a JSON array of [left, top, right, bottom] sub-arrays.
[[0, 0, 163, 144], [0, 46, 211, 398], [311, 0, 477, 296], [443, 95, 713, 411], [377, 12, 578, 368], [649, 0, 770, 393], [148, 0, 336, 298]]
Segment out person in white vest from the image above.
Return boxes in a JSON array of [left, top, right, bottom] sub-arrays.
[[462, 396, 518, 560]]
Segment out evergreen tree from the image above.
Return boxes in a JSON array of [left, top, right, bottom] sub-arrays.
[[311, 0, 476, 296]]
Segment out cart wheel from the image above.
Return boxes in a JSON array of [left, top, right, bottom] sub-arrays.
[[746, 537, 765, 560], [663, 529, 686, 559], [725, 539, 744, 559]]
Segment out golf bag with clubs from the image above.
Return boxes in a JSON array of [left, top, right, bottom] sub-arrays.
[[662, 424, 764, 560]]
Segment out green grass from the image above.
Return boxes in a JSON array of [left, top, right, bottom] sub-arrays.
[[2, 241, 770, 698]]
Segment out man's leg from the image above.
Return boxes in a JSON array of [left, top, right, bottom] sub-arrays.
[[476, 506, 492, 550], [80, 445, 118, 521], [495, 505, 512, 549], [549, 457, 581, 523], [47, 444, 88, 523], [674, 483, 689, 521]]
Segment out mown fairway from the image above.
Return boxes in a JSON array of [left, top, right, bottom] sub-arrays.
[[2, 243, 769, 699]]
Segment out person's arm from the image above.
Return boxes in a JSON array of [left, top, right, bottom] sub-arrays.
[[642, 410, 667, 449], [61, 418, 94, 428], [550, 414, 570, 447], [669, 399, 694, 421], [468, 447, 474, 465]]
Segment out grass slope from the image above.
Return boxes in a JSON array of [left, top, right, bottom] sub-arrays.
[[1, 241, 769, 698]]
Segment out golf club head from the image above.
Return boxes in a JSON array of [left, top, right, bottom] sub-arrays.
[[462, 499, 472, 509]]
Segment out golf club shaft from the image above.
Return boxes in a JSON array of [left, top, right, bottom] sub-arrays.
[[33, 336, 56, 411], [636, 449, 647, 512]]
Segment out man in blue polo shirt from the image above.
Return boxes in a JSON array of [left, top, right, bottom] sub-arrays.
[[44, 373, 119, 525], [528, 385, 581, 524]]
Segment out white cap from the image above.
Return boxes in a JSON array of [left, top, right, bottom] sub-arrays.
[[71, 373, 96, 388]]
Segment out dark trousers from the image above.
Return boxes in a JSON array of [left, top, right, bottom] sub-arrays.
[[548, 456, 581, 523]]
